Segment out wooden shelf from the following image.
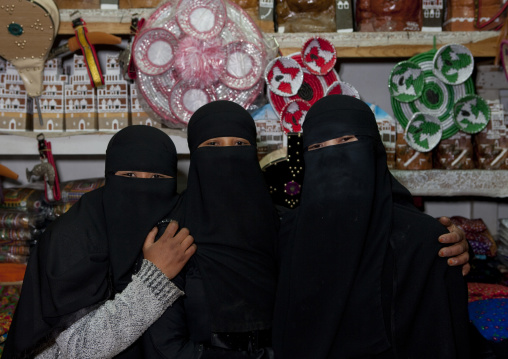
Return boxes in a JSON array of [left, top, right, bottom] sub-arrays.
[[391, 170, 508, 198], [2, 132, 507, 198], [56, 9, 500, 58], [0, 129, 189, 155], [273, 31, 498, 58]]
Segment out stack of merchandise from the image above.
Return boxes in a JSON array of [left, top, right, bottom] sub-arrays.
[[0, 211, 44, 264], [51, 178, 105, 218], [451, 216, 497, 260], [497, 219, 508, 268], [0, 284, 20, 355], [0, 187, 48, 264], [451, 216, 508, 354], [0, 187, 47, 355]]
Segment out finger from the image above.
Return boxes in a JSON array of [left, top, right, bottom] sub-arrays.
[[462, 263, 471, 276], [446, 252, 469, 266], [143, 227, 158, 250], [180, 235, 194, 249], [162, 220, 179, 239], [186, 243, 197, 257], [175, 227, 190, 241], [439, 242, 468, 257], [439, 232, 460, 244], [438, 216, 452, 227]]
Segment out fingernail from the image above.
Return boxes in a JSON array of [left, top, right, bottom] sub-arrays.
[[439, 249, 445, 257], [448, 258, 457, 265]]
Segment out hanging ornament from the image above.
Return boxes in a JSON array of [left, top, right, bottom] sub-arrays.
[[133, 0, 271, 128], [391, 49, 475, 140]]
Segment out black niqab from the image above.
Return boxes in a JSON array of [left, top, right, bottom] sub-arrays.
[[182, 100, 279, 332], [4, 125, 179, 358], [273, 95, 469, 358]]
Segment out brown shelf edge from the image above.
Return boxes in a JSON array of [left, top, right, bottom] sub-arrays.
[[55, 9, 499, 58]]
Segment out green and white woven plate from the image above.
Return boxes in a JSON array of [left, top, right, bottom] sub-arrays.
[[388, 60, 424, 102], [404, 112, 443, 152], [453, 94, 491, 134], [391, 49, 475, 140]]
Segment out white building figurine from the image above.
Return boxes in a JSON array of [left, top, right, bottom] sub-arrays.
[[0, 60, 32, 132], [129, 83, 162, 128], [65, 55, 97, 132], [33, 58, 68, 132], [97, 55, 129, 131]]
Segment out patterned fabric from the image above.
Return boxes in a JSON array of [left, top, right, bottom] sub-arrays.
[[451, 216, 497, 257], [468, 298, 508, 342], [0, 285, 22, 356], [468, 282, 508, 303]]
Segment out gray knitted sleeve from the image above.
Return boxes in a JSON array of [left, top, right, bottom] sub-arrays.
[[35, 259, 184, 359]]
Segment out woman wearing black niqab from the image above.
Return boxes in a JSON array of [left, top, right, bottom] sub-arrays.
[[4, 125, 195, 359], [273, 95, 470, 358], [144, 100, 278, 358]]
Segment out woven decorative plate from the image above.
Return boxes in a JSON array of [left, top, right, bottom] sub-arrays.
[[133, 28, 178, 76], [391, 50, 475, 140], [134, 0, 268, 128], [404, 112, 443, 152], [301, 37, 337, 75], [268, 53, 340, 117], [176, 0, 227, 41], [388, 60, 424, 102], [220, 41, 263, 90], [453, 94, 491, 134], [280, 99, 311, 134], [169, 80, 217, 124], [265, 57, 304, 97], [326, 81, 360, 98], [433, 44, 474, 85]]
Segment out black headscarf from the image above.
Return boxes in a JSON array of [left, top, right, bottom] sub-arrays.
[[273, 95, 469, 358], [4, 125, 179, 358], [181, 100, 279, 332]]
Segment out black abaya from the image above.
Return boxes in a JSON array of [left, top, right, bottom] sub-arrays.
[[144, 101, 278, 358], [4, 125, 179, 359], [273, 95, 470, 359]]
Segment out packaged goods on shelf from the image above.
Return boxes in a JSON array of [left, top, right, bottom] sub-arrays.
[[434, 131, 475, 169], [356, 0, 421, 31], [0, 210, 46, 230], [444, 0, 507, 31], [275, 0, 338, 33], [0, 188, 47, 213]]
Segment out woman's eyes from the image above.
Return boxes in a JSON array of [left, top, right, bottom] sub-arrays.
[[204, 141, 219, 146], [308, 143, 323, 151], [340, 136, 356, 143], [235, 140, 249, 146]]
